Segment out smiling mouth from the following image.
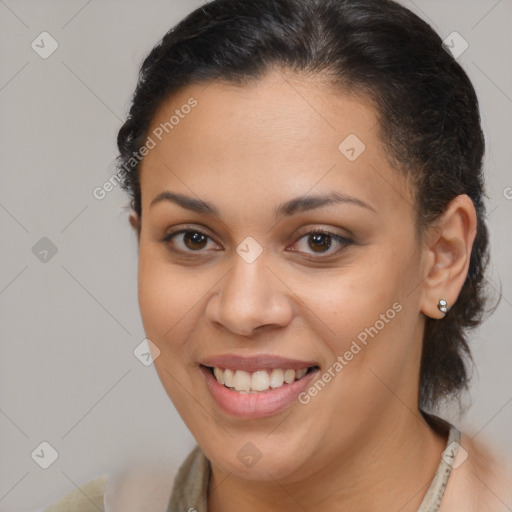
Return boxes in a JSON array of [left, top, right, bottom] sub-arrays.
[[202, 365, 319, 393]]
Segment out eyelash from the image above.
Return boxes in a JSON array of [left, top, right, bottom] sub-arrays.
[[160, 226, 353, 259]]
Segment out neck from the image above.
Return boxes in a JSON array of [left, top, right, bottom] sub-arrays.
[[207, 410, 448, 512]]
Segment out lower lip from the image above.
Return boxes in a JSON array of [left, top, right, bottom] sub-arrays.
[[200, 365, 319, 418]]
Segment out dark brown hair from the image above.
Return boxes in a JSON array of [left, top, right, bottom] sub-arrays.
[[116, 0, 489, 411]]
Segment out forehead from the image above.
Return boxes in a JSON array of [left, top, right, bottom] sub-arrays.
[[139, 70, 412, 221]]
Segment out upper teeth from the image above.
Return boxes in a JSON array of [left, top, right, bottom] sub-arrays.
[[213, 367, 309, 392]]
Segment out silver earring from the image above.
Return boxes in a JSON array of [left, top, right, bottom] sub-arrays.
[[438, 299, 448, 314]]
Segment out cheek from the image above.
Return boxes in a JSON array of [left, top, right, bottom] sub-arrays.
[[137, 248, 198, 352], [137, 250, 205, 412], [287, 269, 416, 442], [288, 246, 418, 399], [293, 262, 404, 347]]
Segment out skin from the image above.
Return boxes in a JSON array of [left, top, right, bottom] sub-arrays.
[[130, 69, 477, 511]]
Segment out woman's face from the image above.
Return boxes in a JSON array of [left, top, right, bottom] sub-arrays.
[[136, 70, 429, 482]]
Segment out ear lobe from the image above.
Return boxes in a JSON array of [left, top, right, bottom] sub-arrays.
[[419, 194, 477, 319]]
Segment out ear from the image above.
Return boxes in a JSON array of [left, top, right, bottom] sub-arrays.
[[419, 194, 477, 319], [129, 209, 141, 242]]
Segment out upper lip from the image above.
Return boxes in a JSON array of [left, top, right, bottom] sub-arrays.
[[200, 354, 318, 372]]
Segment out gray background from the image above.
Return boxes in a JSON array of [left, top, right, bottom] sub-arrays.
[[0, 1, 510, 510]]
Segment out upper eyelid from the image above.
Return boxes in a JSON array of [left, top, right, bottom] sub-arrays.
[[163, 226, 352, 252], [290, 231, 352, 253], [162, 225, 219, 243], [162, 225, 350, 241]]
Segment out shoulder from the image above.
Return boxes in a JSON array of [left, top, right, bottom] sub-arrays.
[[440, 431, 512, 511], [42, 461, 179, 511], [42, 475, 108, 512]]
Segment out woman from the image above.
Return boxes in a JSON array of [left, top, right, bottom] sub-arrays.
[[44, 0, 511, 510]]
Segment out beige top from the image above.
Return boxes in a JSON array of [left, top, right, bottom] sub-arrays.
[[42, 419, 512, 511]]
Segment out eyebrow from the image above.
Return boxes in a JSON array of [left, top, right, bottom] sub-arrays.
[[149, 190, 376, 218]]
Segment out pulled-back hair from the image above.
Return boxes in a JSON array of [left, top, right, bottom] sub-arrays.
[[117, 0, 489, 411]]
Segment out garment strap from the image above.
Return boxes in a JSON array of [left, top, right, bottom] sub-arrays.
[[416, 422, 460, 511]]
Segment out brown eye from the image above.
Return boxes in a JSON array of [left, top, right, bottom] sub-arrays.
[[308, 232, 333, 252], [291, 229, 353, 257], [183, 231, 208, 250], [162, 229, 219, 253]]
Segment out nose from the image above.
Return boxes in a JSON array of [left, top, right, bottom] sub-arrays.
[[206, 255, 294, 337]]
